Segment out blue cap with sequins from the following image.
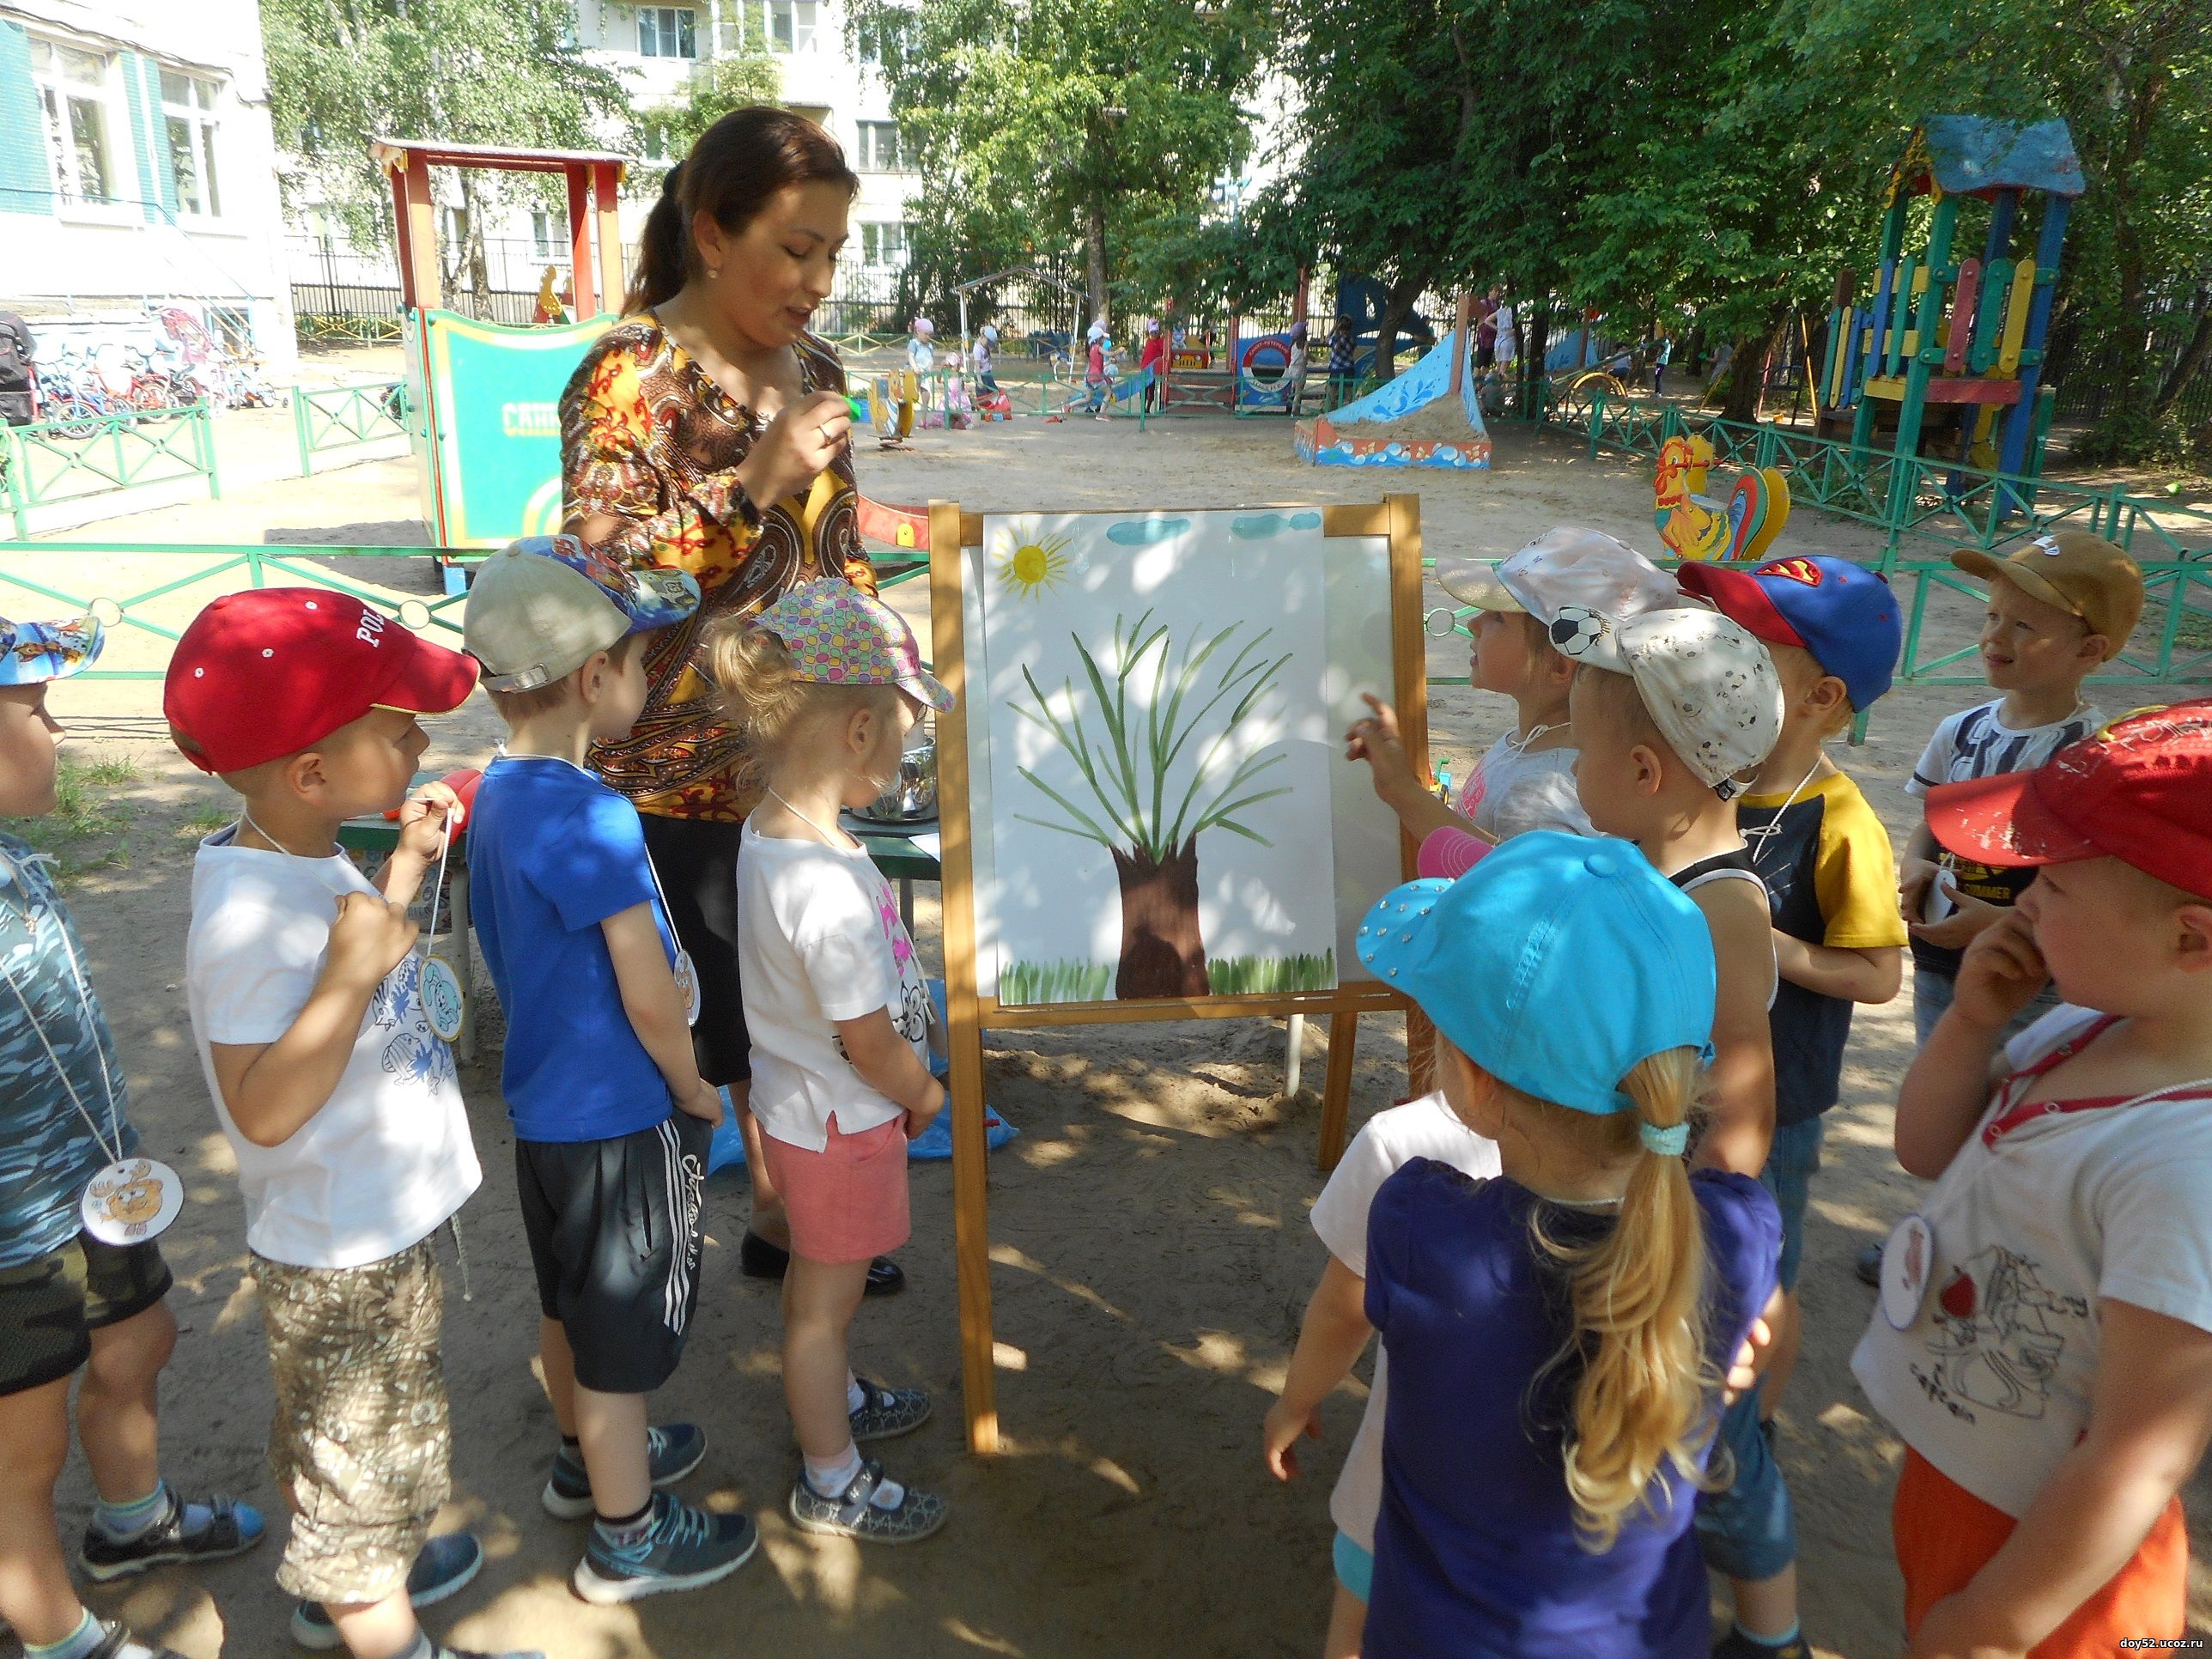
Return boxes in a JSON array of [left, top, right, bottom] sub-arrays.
[[1355, 831, 1717, 1115]]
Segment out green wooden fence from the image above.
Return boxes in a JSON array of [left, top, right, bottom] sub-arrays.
[[2, 407, 219, 538]]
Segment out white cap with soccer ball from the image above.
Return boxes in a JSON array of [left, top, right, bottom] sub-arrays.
[[1435, 526, 1682, 626], [1550, 604, 1784, 799]]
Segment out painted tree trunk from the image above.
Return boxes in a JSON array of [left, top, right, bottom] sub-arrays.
[[1112, 839, 1210, 1000]]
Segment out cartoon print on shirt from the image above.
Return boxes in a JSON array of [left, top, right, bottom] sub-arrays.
[[368, 955, 457, 1091], [1923, 1245, 2088, 1419]]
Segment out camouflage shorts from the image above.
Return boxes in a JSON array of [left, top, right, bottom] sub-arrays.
[[255, 1239, 451, 1604]]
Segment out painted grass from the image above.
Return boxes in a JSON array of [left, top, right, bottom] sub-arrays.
[[1206, 951, 1336, 994], [1000, 951, 1336, 1003], [1000, 957, 1115, 1005]]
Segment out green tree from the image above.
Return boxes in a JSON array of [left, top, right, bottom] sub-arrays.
[[847, 0, 1267, 328], [264, 0, 635, 294], [638, 47, 783, 172]]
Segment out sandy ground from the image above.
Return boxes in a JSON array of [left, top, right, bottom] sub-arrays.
[[16, 405, 2212, 1659]]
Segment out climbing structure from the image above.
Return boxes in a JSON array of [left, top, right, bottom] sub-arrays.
[[1820, 116, 2082, 477]]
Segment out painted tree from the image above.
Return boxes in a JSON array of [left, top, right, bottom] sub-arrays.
[[1012, 612, 1291, 1000]]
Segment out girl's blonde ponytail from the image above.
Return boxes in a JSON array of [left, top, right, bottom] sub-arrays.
[[702, 614, 807, 741], [1534, 1046, 1717, 1552]]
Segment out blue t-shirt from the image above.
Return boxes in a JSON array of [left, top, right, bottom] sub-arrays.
[[0, 833, 140, 1266], [1363, 1162, 1780, 1658], [468, 756, 680, 1143]]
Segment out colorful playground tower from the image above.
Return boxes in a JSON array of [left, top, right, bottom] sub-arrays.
[[1820, 116, 2082, 479]]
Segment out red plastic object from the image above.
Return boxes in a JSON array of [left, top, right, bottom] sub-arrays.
[[1945, 258, 1981, 374], [384, 767, 483, 826]]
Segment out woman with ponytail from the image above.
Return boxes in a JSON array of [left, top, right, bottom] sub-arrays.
[[1348, 831, 1780, 1656], [558, 108, 909, 1296]]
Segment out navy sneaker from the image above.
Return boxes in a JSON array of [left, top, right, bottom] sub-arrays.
[[542, 1423, 708, 1520], [290, 1531, 483, 1649], [78, 1490, 264, 1581], [571, 1492, 757, 1605]]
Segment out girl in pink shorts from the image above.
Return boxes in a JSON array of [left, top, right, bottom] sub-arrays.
[[706, 581, 954, 1545]]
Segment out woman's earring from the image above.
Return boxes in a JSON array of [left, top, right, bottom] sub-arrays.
[[706, 265, 720, 282]]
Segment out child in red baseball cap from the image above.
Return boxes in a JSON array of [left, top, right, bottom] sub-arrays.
[[1852, 699, 2212, 1659], [163, 591, 536, 1659]]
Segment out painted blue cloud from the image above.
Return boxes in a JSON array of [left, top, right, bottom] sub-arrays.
[[1228, 510, 1326, 540], [1104, 517, 1190, 545]]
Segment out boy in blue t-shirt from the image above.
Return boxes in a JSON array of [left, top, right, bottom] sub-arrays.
[[0, 613, 264, 1659], [462, 538, 754, 1606]]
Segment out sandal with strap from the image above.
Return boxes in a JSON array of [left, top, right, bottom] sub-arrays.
[[787, 1459, 947, 1545]]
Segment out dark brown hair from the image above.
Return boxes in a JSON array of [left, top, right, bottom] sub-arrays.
[[627, 107, 860, 313]]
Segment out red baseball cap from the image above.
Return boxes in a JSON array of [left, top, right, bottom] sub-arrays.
[[164, 589, 477, 774], [1925, 698, 2212, 901]]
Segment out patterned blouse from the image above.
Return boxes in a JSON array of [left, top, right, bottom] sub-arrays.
[[560, 315, 877, 820]]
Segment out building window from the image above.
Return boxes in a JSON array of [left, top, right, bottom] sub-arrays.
[[856, 121, 904, 173], [159, 69, 222, 218], [28, 36, 118, 207], [860, 222, 907, 265], [858, 7, 915, 65], [531, 210, 563, 259], [638, 7, 697, 58], [756, 0, 817, 53]]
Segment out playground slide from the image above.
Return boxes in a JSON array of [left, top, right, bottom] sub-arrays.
[[1327, 331, 1466, 427]]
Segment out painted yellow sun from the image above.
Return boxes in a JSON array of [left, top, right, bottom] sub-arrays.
[[995, 529, 1074, 599]]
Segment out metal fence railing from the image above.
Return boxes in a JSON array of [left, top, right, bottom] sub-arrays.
[[1537, 390, 2211, 689], [295, 382, 410, 474], [2, 407, 218, 538]]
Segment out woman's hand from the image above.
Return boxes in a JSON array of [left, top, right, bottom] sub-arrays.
[[734, 390, 854, 508]]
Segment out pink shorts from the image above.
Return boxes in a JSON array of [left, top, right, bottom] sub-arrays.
[[757, 1115, 912, 1264]]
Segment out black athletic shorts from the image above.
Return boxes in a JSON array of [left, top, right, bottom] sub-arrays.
[[638, 813, 750, 1085], [0, 1234, 172, 1396], [515, 1115, 709, 1395]]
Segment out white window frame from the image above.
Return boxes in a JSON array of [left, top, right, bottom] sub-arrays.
[[158, 67, 223, 221], [637, 6, 697, 58], [531, 209, 563, 261], [856, 120, 905, 173], [755, 0, 817, 54], [28, 35, 128, 218], [860, 222, 908, 266]]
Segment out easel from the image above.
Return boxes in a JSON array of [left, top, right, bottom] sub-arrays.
[[927, 495, 1431, 1453]]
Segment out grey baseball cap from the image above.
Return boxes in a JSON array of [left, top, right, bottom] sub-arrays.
[[463, 535, 699, 691]]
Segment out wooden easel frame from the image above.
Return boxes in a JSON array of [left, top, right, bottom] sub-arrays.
[[927, 494, 1430, 1453]]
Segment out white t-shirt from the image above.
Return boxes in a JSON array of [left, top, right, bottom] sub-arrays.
[[1491, 304, 1517, 363], [1905, 696, 2104, 799], [1452, 736, 1591, 842], [1309, 1091, 1502, 1552], [738, 822, 930, 1152], [185, 830, 481, 1270], [1851, 1005, 2212, 1517]]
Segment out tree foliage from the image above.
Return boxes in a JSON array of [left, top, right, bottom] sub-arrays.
[[847, 0, 1267, 325], [264, 0, 635, 258], [639, 50, 782, 173]]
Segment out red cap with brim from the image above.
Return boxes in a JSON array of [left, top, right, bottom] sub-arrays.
[[1925, 698, 2212, 901], [164, 588, 478, 774]]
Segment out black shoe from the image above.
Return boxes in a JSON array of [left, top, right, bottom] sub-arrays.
[[1855, 1241, 1884, 1287], [78, 1490, 265, 1581], [739, 1232, 906, 1297], [1713, 1628, 1808, 1659]]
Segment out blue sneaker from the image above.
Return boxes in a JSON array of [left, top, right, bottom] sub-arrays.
[[78, 1489, 264, 1581], [571, 1492, 757, 1605], [542, 1423, 708, 1519], [290, 1531, 483, 1649]]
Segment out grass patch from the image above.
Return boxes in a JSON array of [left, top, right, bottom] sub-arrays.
[[1000, 950, 1337, 1002], [3, 756, 143, 879], [1206, 951, 1336, 994], [1000, 957, 1115, 1005], [174, 802, 234, 842]]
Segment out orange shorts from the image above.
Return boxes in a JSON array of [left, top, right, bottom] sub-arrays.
[[757, 1114, 911, 1265], [1893, 1446, 2188, 1656]]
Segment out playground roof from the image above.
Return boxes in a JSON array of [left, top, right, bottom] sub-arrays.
[[1909, 117, 2084, 200], [372, 138, 635, 175]]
